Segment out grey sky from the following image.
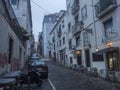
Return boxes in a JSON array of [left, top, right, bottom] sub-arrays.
[[31, 0, 66, 41]]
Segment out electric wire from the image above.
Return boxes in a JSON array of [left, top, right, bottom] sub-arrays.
[[31, 0, 50, 14]]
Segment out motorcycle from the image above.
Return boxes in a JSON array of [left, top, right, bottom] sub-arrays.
[[20, 68, 42, 87], [28, 68, 42, 86]]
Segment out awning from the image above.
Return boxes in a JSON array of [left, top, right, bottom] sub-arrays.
[[94, 47, 118, 55]]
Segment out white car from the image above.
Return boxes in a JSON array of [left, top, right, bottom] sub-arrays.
[[30, 56, 39, 61]]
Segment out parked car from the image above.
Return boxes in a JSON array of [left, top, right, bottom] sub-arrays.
[[28, 61, 48, 79], [30, 56, 39, 60], [27, 56, 39, 66], [30, 53, 42, 59]]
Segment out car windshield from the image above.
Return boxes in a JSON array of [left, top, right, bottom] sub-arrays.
[[30, 57, 39, 60], [31, 61, 45, 66]]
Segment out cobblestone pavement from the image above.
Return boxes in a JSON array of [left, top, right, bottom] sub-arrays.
[[47, 60, 119, 90], [21, 79, 52, 90]]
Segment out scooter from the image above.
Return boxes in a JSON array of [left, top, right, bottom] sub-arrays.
[[28, 68, 42, 86], [20, 68, 42, 87]]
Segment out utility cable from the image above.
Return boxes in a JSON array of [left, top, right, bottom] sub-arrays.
[[31, 0, 50, 14]]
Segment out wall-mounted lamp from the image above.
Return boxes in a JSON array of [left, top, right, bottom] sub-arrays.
[[75, 50, 81, 55], [106, 42, 113, 47], [96, 48, 99, 52]]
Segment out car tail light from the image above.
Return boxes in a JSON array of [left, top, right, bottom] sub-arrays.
[[43, 66, 48, 70]]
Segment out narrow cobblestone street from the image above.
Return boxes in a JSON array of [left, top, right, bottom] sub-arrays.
[[21, 60, 119, 90], [47, 60, 118, 90]]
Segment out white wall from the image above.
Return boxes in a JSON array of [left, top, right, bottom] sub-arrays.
[[0, 13, 25, 74]]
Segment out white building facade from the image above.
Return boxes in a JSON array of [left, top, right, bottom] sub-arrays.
[[49, 10, 68, 65], [0, 0, 27, 74], [65, 0, 120, 78], [10, 0, 33, 61], [42, 14, 58, 58], [42, 0, 120, 79]]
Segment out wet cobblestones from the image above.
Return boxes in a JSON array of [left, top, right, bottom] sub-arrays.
[[47, 61, 119, 90]]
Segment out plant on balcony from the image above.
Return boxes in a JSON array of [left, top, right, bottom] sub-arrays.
[[13, 26, 29, 41]]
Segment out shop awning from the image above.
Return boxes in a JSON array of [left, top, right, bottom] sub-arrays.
[[94, 47, 118, 55]]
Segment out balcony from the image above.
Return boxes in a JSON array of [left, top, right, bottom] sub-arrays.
[[95, 0, 117, 18], [71, 2, 79, 15], [52, 37, 55, 42], [72, 23, 82, 36], [57, 30, 62, 38], [72, 45, 76, 50]]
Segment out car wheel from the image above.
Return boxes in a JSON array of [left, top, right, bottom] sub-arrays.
[[36, 79, 42, 87], [44, 74, 48, 79]]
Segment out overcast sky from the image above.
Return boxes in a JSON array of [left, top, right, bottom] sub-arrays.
[[31, 0, 66, 41]]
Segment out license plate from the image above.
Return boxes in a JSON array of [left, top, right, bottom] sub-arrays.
[[37, 68, 42, 70]]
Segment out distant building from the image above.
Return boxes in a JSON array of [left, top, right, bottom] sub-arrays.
[[42, 13, 58, 58], [38, 32, 44, 56], [49, 10, 67, 64], [66, 0, 120, 79]]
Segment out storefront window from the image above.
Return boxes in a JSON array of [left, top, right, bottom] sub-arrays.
[[107, 51, 118, 70]]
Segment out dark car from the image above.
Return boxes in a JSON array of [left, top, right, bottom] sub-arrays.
[[30, 53, 42, 59], [28, 61, 48, 79]]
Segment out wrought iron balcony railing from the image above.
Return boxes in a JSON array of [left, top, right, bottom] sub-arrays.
[[95, 0, 117, 18], [71, 2, 79, 15], [72, 23, 82, 36]]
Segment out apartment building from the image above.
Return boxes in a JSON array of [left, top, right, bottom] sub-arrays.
[[65, 0, 120, 78], [0, 0, 28, 74], [91, 0, 120, 77], [38, 32, 44, 56], [42, 14, 58, 58], [10, 0, 33, 61], [49, 10, 67, 65]]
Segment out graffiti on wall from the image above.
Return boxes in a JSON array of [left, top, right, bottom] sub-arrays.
[[12, 58, 19, 71], [0, 53, 7, 68]]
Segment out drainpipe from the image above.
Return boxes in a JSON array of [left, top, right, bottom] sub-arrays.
[[91, 0, 98, 51]]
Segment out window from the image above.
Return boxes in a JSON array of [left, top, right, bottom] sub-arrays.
[[75, 15, 78, 24], [83, 32, 90, 47], [62, 24, 64, 28], [70, 57, 73, 64], [58, 25, 62, 37], [92, 53, 104, 61], [81, 5, 87, 20], [49, 18, 52, 22], [57, 42, 59, 47], [8, 37, 14, 64], [103, 18, 116, 39], [62, 20, 64, 28], [11, 0, 17, 5], [59, 40, 61, 46], [95, 2, 100, 17], [63, 37, 65, 45], [68, 23, 71, 32], [69, 39, 72, 49], [54, 44, 55, 50], [76, 36, 80, 47], [59, 25, 62, 33]]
